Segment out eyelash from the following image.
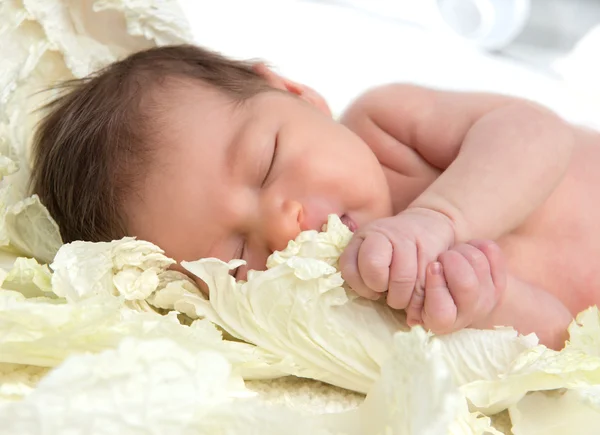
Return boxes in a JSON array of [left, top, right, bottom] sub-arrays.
[[261, 134, 279, 187], [233, 242, 245, 279]]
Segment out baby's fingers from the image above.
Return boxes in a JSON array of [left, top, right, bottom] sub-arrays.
[[388, 238, 418, 310], [357, 232, 393, 293], [438, 249, 480, 329], [339, 236, 381, 300], [422, 262, 457, 333]]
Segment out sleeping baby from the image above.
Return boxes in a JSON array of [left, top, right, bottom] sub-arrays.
[[31, 44, 600, 350]]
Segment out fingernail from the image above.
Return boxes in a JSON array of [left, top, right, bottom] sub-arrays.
[[431, 262, 442, 275]]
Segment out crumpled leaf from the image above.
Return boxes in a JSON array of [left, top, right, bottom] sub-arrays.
[[437, 327, 539, 386], [266, 214, 352, 269], [320, 328, 502, 435], [183, 214, 537, 405], [50, 237, 175, 303], [0, 338, 257, 435], [448, 398, 503, 435], [0, 163, 62, 265], [567, 306, 600, 357], [0, 156, 18, 179], [146, 270, 208, 319], [1, 257, 53, 298], [93, 0, 192, 46], [4, 194, 63, 264], [0, 186, 14, 249], [0, 363, 49, 403], [463, 307, 600, 415], [183, 216, 408, 394], [329, 328, 461, 435], [21, 0, 116, 77], [0, 289, 284, 380], [509, 388, 600, 435], [0, 327, 500, 435]]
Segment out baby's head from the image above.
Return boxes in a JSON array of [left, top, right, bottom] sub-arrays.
[[32, 44, 392, 278]]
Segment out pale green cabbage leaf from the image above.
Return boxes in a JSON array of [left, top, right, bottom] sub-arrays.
[[0, 327, 498, 435], [181, 215, 541, 400], [462, 306, 600, 415], [509, 388, 600, 435], [0, 286, 284, 381], [182, 216, 409, 394], [2, 0, 600, 431], [7, 208, 600, 434]]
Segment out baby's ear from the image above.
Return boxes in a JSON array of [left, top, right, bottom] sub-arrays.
[[252, 63, 332, 116]]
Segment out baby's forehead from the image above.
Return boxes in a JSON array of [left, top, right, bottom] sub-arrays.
[[144, 79, 238, 142]]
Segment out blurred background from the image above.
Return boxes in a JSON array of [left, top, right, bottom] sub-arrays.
[[179, 0, 600, 128]]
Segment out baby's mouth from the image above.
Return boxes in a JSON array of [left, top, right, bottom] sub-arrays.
[[340, 214, 357, 232]]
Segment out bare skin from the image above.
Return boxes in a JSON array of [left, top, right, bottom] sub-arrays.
[[129, 66, 600, 350], [340, 85, 600, 349]]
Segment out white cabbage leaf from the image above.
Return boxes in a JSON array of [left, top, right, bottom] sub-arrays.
[[50, 237, 175, 303], [0, 238, 287, 378], [145, 269, 210, 319], [436, 327, 539, 386], [567, 306, 600, 357], [0, 288, 285, 379], [3, 0, 600, 431], [4, 194, 63, 264], [462, 306, 600, 414], [0, 139, 62, 265], [92, 0, 192, 46], [182, 215, 542, 399], [8, 209, 600, 434], [509, 388, 600, 435], [0, 338, 259, 435], [0, 327, 499, 435], [326, 328, 489, 435], [0, 363, 49, 404], [1, 256, 53, 298], [0, 177, 63, 266], [183, 215, 409, 394], [181, 214, 600, 431]]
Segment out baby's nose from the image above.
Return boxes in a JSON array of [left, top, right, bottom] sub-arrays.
[[263, 199, 303, 253]]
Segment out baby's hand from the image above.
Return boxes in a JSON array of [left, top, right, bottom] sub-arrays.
[[339, 207, 456, 322], [420, 240, 507, 334]]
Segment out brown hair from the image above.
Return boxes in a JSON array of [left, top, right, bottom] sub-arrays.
[[30, 44, 270, 244]]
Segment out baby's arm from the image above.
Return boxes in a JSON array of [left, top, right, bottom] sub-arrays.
[[341, 85, 574, 346], [342, 84, 575, 242]]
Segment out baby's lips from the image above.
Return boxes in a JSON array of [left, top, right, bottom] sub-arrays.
[[340, 214, 357, 232]]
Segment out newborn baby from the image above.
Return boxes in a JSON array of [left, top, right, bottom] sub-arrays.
[[31, 44, 600, 349]]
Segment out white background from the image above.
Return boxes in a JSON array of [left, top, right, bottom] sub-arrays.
[[179, 0, 600, 128]]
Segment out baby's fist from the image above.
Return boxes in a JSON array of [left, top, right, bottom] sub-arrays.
[[416, 240, 507, 334]]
